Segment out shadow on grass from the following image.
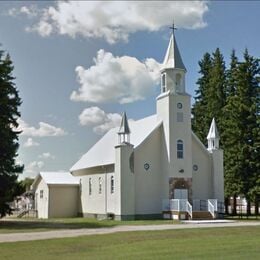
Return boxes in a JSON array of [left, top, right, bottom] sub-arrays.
[[225, 214, 260, 221], [0, 218, 117, 232], [0, 218, 178, 233]]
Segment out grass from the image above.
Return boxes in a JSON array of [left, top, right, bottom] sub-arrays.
[[0, 226, 259, 259], [0, 217, 178, 233]]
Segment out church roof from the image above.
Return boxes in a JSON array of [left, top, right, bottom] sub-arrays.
[[161, 33, 186, 71], [32, 172, 79, 189], [118, 112, 131, 134], [207, 118, 220, 139], [70, 115, 162, 172]]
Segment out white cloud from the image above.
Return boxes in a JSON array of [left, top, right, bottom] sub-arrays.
[[24, 137, 40, 147], [16, 1, 208, 43], [25, 161, 44, 176], [79, 106, 125, 134], [17, 119, 67, 137], [20, 6, 37, 17], [71, 49, 161, 104], [8, 5, 38, 18], [38, 152, 55, 160]]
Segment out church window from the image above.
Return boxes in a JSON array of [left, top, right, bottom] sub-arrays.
[[176, 73, 182, 88], [177, 112, 183, 122], [111, 176, 114, 194], [177, 102, 182, 109], [40, 190, 43, 199], [89, 178, 92, 195], [177, 140, 184, 159], [193, 165, 198, 171], [161, 74, 166, 92], [98, 177, 102, 194]]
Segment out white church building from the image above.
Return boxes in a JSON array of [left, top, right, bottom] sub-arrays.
[[32, 31, 224, 220]]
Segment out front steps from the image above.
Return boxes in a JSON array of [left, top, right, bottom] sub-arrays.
[[162, 210, 215, 220], [192, 211, 214, 220]]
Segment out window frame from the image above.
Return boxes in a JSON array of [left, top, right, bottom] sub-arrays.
[[177, 140, 184, 159], [111, 176, 114, 194], [161, 73, 166, 92], [89, 178, 92, 195], [98, 177, 102, 194]]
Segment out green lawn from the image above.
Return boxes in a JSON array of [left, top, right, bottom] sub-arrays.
[[0, 218, 177, 233], [0, 226, 259, 259]]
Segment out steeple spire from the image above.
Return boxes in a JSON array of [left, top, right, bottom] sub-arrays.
[[207, 118, 220, 150], [161, 25, 186, 71], [118, 112, 131, 144]]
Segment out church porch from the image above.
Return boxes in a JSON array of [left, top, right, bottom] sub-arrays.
[[162, 199, 224, 220]]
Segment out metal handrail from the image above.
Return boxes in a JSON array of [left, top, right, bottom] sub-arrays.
[[186, 201, 192, 219], [208, 200, 215, 218]]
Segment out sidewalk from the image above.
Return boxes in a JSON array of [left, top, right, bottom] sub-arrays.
[[0, 220, 259, 243]]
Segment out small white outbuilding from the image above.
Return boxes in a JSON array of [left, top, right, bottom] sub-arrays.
[[31, 172, 79, 219]]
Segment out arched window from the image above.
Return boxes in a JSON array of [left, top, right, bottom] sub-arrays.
[[89, 178, 92, 195], [176, 73, 181, 86], [177, 140, 184, 159], [111, 176, 114, 194], [176, 73, 182, 92], [98, 177, 102, 194], [161, 74, 166, 92]]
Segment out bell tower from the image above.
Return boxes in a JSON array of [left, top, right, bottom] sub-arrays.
[[157, 25, 193, 200], [160, 24, 186, 95]]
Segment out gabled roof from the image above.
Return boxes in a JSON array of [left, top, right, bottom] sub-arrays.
[[161, 33, 186, 71], [118, 112, 130, 134], [207, 118, 220, 139], [31, 172, 79, 189], [70, 114, 162, 172]]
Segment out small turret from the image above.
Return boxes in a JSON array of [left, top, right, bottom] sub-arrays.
[[207, 118, 220, 151], [118, 112, 131, 144]]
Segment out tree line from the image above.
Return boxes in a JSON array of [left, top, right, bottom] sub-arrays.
[[192, 48, 260, 215], [0, 48, 24, 217]]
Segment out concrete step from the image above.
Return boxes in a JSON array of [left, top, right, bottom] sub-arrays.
[[192, 211, 213, 220]]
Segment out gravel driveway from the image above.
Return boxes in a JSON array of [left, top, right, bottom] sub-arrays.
[[0, 220, 259, 243]]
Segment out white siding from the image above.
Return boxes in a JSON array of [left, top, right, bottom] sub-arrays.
[[192, 135, 212, 200], [35, 179, 49, 219], [80, 172, 114, 215], [135, 126, 163, 215], [48, 185, 79, 218]]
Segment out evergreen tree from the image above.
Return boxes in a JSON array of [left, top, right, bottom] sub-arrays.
[[0, 49, 23, 218], [207, 48, 227, 139], [222, 50, 242, 214], [192, 52, 212, 144], [192, 48, 226, 146], [236, 50, 260, 215], [193, 48, 259, 215], [223, 49, 259, 215]]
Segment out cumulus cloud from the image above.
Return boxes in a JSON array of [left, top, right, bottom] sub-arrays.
[[71, 49, 161, 104], [38, 152, 55, 160], [8, 5, 38, 18], [79, 106, 128, 134], [25, 161, 44, 176], [17, 119, 67, 137], [24, 137, 40, 147], [11, 1, 209, 43]]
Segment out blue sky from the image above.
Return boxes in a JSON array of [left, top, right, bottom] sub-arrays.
[[0, 1, 259, 179]]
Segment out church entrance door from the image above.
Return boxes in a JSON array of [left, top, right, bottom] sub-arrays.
[[174, 189, 188, 200]]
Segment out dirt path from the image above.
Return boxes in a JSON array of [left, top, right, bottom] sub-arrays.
[[0, 221, 259, 243]]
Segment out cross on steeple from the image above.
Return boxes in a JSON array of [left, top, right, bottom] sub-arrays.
[[169, 20, 177, 35]]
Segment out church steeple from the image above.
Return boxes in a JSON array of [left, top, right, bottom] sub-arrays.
[[118, 112, 131, 144], [160, 26, 186, 95], [161, 32, 186, 71], [207, 118, 220, 151]]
